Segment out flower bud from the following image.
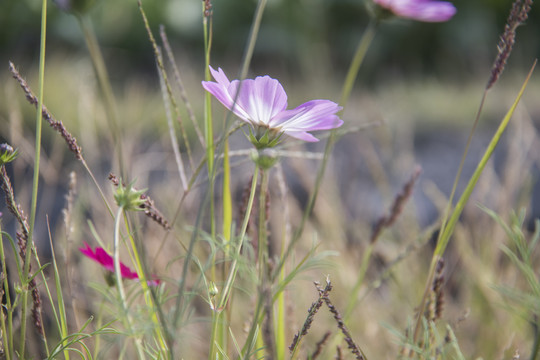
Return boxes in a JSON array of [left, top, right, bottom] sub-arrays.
[[0, 143, 18, 166], [113, 181, 147, 211], [209, 282, 219, 298]]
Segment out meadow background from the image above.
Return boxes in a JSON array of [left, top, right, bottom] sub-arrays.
[[1, 0, 540, 358]]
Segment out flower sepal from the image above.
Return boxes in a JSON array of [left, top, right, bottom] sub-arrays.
[[114, 180, 147, 211], [247, 127, 284, 150], [0, 143, 18, 166]]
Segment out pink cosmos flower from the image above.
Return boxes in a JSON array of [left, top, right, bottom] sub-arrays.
[[79, 242, 160, 286], [373, 0, 456, 22], [202, 66, 343, 143]]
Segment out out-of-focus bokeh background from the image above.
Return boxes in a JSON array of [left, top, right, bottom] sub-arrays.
[[2, 0, 540, 79], [2, 0, 539, 227], [1, 0, 540, 358]]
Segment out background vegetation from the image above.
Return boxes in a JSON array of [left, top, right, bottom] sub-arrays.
[[0, 0, 540, 358]]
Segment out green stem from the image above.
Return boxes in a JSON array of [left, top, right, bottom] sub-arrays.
[[47, 233, 69, 360], [21, 0, 48, 357], [272, 20, 377, 282], [201, 9, 219, 291], [0, 227, 12, 360], [122, 215, 169, 355], [203, 4, 214, 177], [238, 0, 267, 81], [339, 20, 378, 108], [274, 164, 289, 360], [257, 168, 269, 282], [255, 168, 270, 358], [412, 61, 536, 343], [209, 169, 259, 360], [113, 207, 145, 360], [223, 141, 232, 250], [242, 295, 265, 359]]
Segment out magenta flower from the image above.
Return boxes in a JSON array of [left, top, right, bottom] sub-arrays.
[[79, 242, 160, 285], [373, 0, 456, 22], [202, 66, 343, 144]]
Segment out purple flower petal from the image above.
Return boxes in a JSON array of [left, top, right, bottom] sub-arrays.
[[202, 67, 344, 143], [233, 76, 288, 126], [271, 100, 343, 130], [374, 0, 456, 22], [203, 67, 288, 127]]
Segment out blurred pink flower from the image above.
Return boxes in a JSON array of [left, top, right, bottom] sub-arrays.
[[374, 0, 456, 22], [79, 242, 160, 285], [202, 66, 343, 144]]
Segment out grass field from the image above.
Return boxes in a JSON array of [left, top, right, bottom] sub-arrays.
[[0, 0, 539, 359]]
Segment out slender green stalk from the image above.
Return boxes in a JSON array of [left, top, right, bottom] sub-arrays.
[[48, 226, 70, 360], [203, 3, 217, 239], [435, 91, 487, 248], [113, 207, 145, 360], [257, 169, 270, 282], [275, 277, 285, 360], [0, 228, 12, 360], [413, 61, 537, 343], [21, 0, 48, 357], [203, 6, 214, 171], [272, 19, 377, 282], [122, 214, 168, 355], [274, 165, 289, 360], [223, 140, 232, 249], [255, 168, 270, 358], [238, 0, 267, 81], [340, 20, 378, 107], [209, 169, 259, 360], [217, 140, 233, 358], [209, 1, 268, 354], [242, 294, 265, 358]]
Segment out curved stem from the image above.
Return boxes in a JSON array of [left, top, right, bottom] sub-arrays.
[[238, 0, 267, 80], [21, 0, 48, 357], [0, 227, 12, 360], [209, 168, 259, 360], [413, 62, 536, 343], [340, 20, 378, 108], [272, 20, 378, 282], [122, 215, 168, 355], [113, 207, 145, 360], [255, 168, 270, 358]]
